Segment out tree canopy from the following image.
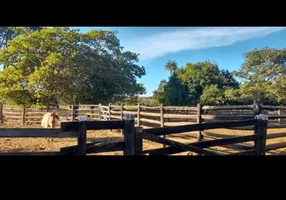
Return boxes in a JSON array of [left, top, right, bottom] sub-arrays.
[[0, 27, 146, 107]]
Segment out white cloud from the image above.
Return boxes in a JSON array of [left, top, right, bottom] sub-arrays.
[[125, 27, 286, 61]]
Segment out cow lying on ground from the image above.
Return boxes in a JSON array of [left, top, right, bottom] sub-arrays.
[[41, 112, 60, 142]]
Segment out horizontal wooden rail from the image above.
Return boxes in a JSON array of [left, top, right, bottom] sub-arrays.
[[266, 142, 286, 151], [164, 122, 196, 127], [225, 149, 257, 156], [140, 118, 161, 125], [267, 132, 286, 139], [145, 134, 257, 155], [0, 128, 78, 137], [61, 120, 125, 132], [141, 132, 221, 155], [140, 106, 161, 110], [202, 105, 253, 110], [144, 119, 258, 136], [140, 112, 161, 117], [164, 114, 197, 119], [164, 106, 197, 111], [0, 152, 63, 156]]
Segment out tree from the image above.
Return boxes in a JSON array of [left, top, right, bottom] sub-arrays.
[[163, 73, 191, 106], [177, 60, 239, 105], [153, 80, 167, 106], [164, 60, 178, 76], [0, 27, 43, 70], [0, 27, 146, 107], [233, 47, 286, 104]]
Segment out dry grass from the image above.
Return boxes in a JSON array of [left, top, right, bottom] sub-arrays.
[[0, 122, 286, 155]]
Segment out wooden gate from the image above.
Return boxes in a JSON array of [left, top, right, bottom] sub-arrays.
[[99, 104, 111, 121]]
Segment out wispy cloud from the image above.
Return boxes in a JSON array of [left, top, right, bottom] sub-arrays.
[[125, 27, 286, 61]]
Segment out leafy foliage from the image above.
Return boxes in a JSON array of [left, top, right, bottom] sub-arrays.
[[0, 27, 146, 107]]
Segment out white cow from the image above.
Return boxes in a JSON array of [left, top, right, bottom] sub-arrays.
[[41, 112, 60, 142]]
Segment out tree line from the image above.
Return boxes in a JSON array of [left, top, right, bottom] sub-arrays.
[[153, 47, 286, 106]]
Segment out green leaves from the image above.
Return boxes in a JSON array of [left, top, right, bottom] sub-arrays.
[[153, 60, 239, 106], [0, 27, 146, 107]]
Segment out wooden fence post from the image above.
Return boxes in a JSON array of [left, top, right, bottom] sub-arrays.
[[254, 117, 268, 155], [160, 104, 166, 147], [0, 103, 2, 124], [135, 126, 143, 155], [98, 104, 101, 121], [78, 121, 87, 155], [21, 107, 26, 125], [71, 105, 75, 122], [197, 104, 203, 141], [120, 104, 124, 120], [137, 103, 141, 127], [123, 114, 136, 155], [278, 109, 281, 124], [108, 103, 111, 121]]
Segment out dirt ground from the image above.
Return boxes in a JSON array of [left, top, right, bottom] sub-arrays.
[[0, 123, 285, 155]]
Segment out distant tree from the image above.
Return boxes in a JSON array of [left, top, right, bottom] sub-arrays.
[[164, 60, 178, 76], [233, 47, 286, 104], [153, 80, 167, 106], [163, 73, 191, 106]]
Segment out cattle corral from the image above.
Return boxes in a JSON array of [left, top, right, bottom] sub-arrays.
[[1, 102, 286, 155]]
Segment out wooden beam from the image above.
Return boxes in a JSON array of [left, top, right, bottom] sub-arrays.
[[61, 120, 125, 132], [266, 142, 286, 151], [144, 119, 258, 136], [140, 112, 161, 117], [0, 128, 77, 138], [0, 152, 63, 156], [141, 132, 222, 155], [202, 105, 253, 110], [145, 135, 256, 155]]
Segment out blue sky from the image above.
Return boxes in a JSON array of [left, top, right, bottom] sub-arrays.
[[2, 27, 286, 97], [75, 27, 286, 96]]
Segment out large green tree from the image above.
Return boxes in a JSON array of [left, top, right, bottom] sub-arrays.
[[233, 47, 286, 104], [0, 27, 146, 107], [153, 60, 239, 106]]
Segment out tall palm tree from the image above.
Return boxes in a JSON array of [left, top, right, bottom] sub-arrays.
[[164, 60, 178, 76]]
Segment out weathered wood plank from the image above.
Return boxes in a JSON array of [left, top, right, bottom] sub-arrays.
[[78, 122, 87, 155], [141, 132, 222, 155], [144, 119, 258, 136], [0, 128, 77, 137], [225, 149, 256, 156], [140, 118, 161, 125], [61, 120, 125, 132], [87, 141, 124, 154], [267, 132, 286, 139], [163, 122, 196, 126], [110, 115, 122, 120], [123, 114, 136, 155], [123, 106, 138, 110], [164, 114, 197, 119], [202, 105, 253, 110], [145, 135, 256, 155], [140, 112, 161, 117], [140, 106, 161, 110], [266, 142, 286, 151], [142, 125, 153, 129], [164, 106, 197, 111], [123, 111, 137, 115], [0, 152, 63, 156]]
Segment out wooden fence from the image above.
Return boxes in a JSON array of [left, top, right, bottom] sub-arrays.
[[0, 114, 268, 155], [1, 103, 286, 127]]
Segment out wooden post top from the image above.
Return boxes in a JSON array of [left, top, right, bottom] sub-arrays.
[[124, 114, 134, 121], [254, 114, 268, 121]]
